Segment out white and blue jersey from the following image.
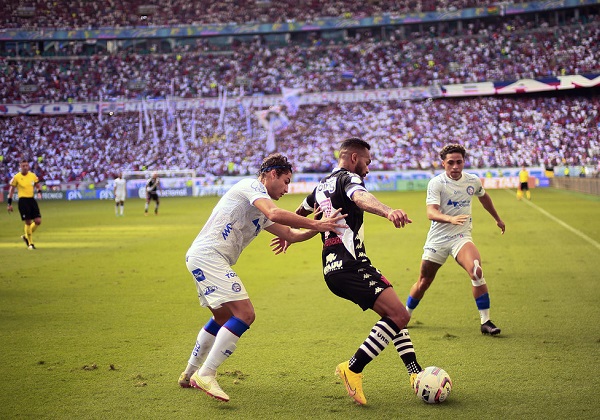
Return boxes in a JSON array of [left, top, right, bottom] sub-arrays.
[[425, 172, 485, 243], [186, 178, 274, 266]]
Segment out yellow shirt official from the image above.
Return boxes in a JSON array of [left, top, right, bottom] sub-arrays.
[[10, 172, 39, 198], [518, 170, 529, 183]]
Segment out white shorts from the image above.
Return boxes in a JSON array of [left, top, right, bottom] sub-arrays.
[[115, 194, 125, 202], [185, 254, 248, 309], [421, 234, 473, 265]]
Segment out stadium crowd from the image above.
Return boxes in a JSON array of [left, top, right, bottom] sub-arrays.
[[1, 3, 598, 188], [1, 93, 598, 186], [2, 13, 599, 103], [2, 0, 491, 30]]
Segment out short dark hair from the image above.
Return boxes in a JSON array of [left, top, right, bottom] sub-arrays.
[[258, 153, 293, 177], [440, 144, 466, 160], [339, 137, 370, 157]]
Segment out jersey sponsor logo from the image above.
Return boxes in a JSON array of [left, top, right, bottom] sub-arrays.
[[192, 268, 206, 282], [221, 223, 233, 240], [374, 287, 383, 294], [204, 286, 217, 296], [424, 247, 437, 253], [231, 282, 242, 292], [357, 252, 367, 258], [324, 236, 342, 247], [369, 280, 376, 286], [317, 178, 337, 194], [466, 186, 475, 195], [325, 253, 337, 263], [363, 273, 371, 279], [324, 260, 343, 275], [225, 270, 237, 279], [446, 198, 470, 208]]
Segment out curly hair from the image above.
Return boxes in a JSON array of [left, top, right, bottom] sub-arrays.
[[258, 153, 293, 177], [439, 144, 466, 160]]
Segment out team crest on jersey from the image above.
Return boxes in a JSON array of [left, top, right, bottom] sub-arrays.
[[231, 282, 242, 292], [466, 186, 475, 195]]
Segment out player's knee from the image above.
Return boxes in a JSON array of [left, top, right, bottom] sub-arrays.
[[388, 306, 410, 330], [236, 310, 255, 326], [471, 259, 486, 287]]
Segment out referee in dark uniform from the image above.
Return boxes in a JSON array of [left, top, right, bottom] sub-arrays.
[[144, 172, 161, 215]]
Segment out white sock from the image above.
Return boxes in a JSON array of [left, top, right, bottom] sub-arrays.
[[479, 309, 490, 324], [198, 328, 240, 377], [184, 328, 218, 376]]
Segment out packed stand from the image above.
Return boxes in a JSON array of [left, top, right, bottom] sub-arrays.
[[1, 93, 598, 186], [1, 0, 490, 30], [2, 13, 599, 104]]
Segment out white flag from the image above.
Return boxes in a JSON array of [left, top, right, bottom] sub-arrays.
[[177, 117, 185, 150]]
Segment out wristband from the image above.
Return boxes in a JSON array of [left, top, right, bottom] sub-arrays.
[[7, 198, 12, 205]]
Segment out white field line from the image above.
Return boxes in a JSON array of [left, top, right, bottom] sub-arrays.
[[506, 190, 600, 251]]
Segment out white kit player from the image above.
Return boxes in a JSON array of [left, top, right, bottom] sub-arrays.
[[406, 144, 505, 335], [113, 173, 127, 216], [177, 153, 346, 402]]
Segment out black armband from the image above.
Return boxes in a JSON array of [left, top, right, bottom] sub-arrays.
[[7, 197, 12, 205]]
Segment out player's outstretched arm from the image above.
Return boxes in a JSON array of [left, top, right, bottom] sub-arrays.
[[254, 198, 347, 233], [352, 190, 412, 228], [426, 204, 470, 225], [266, 207, 343, 254], [478, 193, 505, 234]]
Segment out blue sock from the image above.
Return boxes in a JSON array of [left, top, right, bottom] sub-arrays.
[[204, 318, 222, 336], [475, 293, 490, 310], [406, 296, 421, 310], [223, 316, 250, 337]]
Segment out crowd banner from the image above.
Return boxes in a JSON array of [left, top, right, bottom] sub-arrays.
[[1, 74, 598, 116]]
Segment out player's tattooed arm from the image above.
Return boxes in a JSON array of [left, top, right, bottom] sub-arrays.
[[352, 190, 391, 217], [352, 190, 412, 228]]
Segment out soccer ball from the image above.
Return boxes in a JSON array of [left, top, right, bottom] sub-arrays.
[[413, 366, 452, 404]]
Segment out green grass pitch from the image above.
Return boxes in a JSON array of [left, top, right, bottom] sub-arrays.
[[1, 188, 599, 419]]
